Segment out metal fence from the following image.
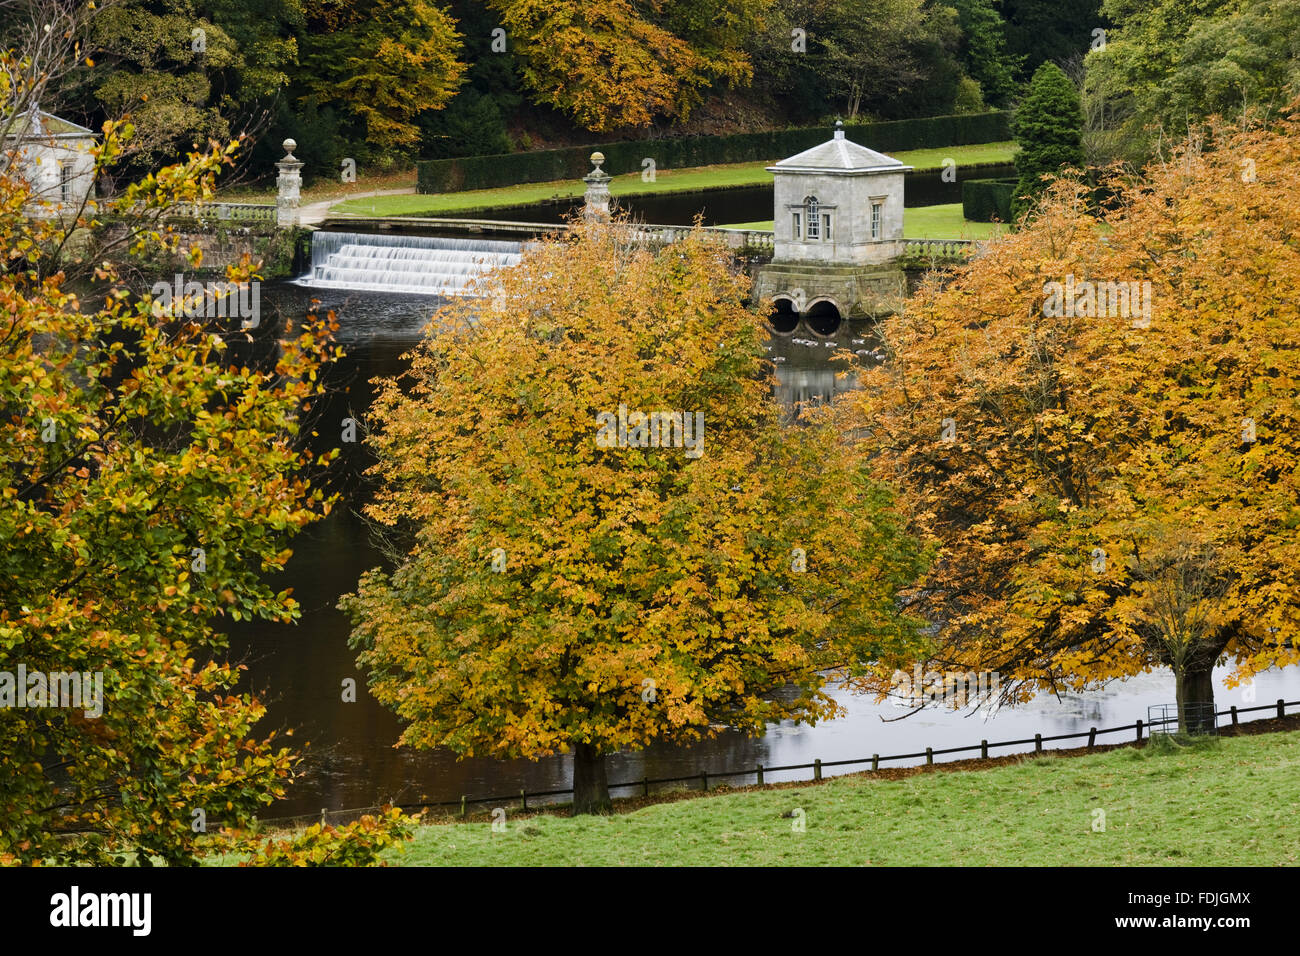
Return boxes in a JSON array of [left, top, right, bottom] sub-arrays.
[[255, 697, 1297, 829]]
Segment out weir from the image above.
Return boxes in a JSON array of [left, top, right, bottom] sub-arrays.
[[299, 231, 523, 296]]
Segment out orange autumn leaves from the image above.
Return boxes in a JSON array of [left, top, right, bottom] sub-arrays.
[[341, 219, 930, 765], [846, 112, 1300, 713], [487, 0, 764, 131]]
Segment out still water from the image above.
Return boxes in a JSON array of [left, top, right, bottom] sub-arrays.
[[230, 284, 1300, 818]]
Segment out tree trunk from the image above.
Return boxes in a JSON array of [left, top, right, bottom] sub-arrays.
[[571, 743, 611, 815], [1175, 663, 1216, 735]]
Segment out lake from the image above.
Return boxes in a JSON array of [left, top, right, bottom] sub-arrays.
[[227, 280, 1299, 822]]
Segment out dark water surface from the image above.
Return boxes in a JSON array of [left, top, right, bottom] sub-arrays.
[[229, 284, 1300, 818]]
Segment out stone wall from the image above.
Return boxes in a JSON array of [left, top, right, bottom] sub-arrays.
[[754, 261, 907, 319], [101, 222, 309, 279]]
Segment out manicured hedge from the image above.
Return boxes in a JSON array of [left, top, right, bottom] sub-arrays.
[[417, 111, 1012, 194], [962, 177, 1017, 223]]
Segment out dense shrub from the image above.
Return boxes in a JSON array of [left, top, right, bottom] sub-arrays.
[[962, 177, 1017, 222]]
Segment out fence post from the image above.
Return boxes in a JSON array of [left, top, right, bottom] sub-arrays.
[[1034, 733, 1042, 753], [643, 776, 649, 797], [1088, 727, 1097, 749], [871, 754, 879, 772], [1136, 719, 1144, 741], [1231, 706, 1239, 727], [980, 739, 988, 759], [320, 808, 327, 827], [460, 795, 467, 818], [814, 759, 822, 781], [701, 772, 708, 792], [1278, 698, 1286, 719], [521, 789, 527, 812], [925, 747, 933, 765], [756, 764, 764, 786]]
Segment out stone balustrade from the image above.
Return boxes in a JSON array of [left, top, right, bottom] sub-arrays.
[[167, 202, 278, 223], [901, 238, 978, 259]]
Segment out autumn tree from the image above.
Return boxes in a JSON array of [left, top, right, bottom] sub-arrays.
[[296, 0, 466, 152], [0, 53, 416, 862], [341, 219, 930, 813], [484, 0, 768, 132], [846, 112, 1300, 733]]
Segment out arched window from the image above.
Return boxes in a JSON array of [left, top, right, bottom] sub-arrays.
[[804, 196, 820, 240]]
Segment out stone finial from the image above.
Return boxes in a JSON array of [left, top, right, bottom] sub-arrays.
[[833, 119, 844, 140], [276, 139, 304, 228], [583, 151, 612, 220]]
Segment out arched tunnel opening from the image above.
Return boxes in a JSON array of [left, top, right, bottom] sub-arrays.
[[768, 298, 800, 334], [805, 300, 843, 337]]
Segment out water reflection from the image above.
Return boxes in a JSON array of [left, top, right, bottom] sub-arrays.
[[230, 285, 1300, 817]]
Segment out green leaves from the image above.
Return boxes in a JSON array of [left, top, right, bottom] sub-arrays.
[[0, 121, 343, 864]]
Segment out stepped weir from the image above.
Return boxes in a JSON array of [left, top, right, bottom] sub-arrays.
[[299, 231, 523, 296]]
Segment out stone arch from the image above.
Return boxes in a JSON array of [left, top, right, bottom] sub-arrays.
[[804, 297, 843, 336], [768, 295, 800, 334]]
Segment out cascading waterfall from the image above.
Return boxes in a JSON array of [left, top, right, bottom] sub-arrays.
[[299, 231, 523, 295]]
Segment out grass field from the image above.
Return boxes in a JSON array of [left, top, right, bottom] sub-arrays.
[[389, 728, 1300, 866], [718, 203, 1008, 239], [902, 203, 1009, 239], [329, 142, 1018, 218]]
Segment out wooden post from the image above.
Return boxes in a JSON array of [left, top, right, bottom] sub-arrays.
[[701, 772, 708, 792], [521, 789, 527, 812], [643, 776, 649, 797], [756, 764, 764, 786], [1136, 719, 1144, 741], [320, 808, 327, 827], [1087, 727, 1097, 749], [980, 739, 988, 759], [925, 747, 933, 765], [814, 759, 822, 780], [1278, 698, 1286, 719], [460, 795, 467, 818], [871, 754, 879, 772], [1034, 733, 1042, 753], [1231, 706, 1239, 727]]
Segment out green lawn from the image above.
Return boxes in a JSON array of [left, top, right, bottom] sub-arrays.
[[389, 729, 1300, 866], [717, 204, 1006, 240], [902, 203, 1008, 239], [331, 142, 1018, 218]]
